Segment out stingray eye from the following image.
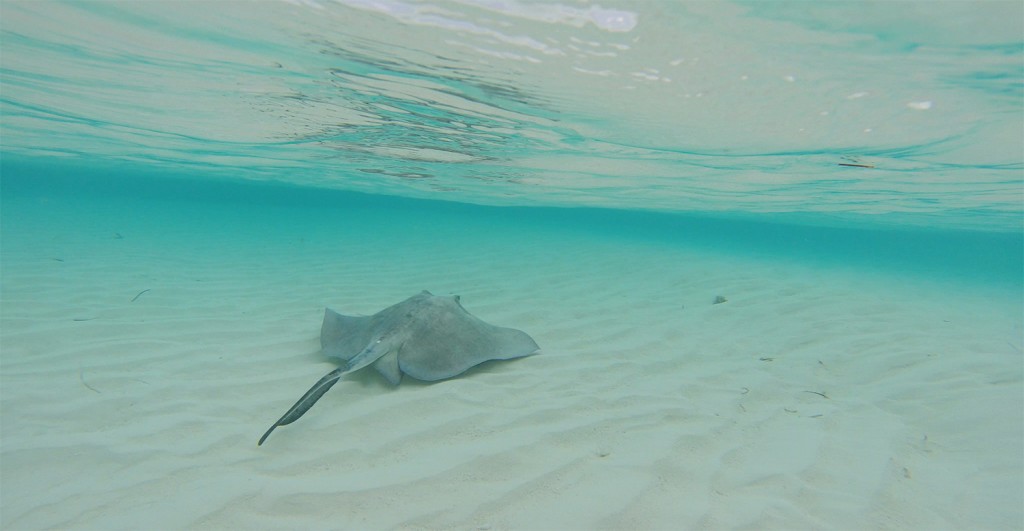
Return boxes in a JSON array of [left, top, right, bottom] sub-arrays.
[[454, 295, 461, 303]]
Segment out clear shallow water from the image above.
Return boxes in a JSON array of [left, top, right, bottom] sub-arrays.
[[1, 0, 1022, 232], [1, 4, 1023, 527], [1, 156, 1022, 529], [2, 165, 1021, 292]]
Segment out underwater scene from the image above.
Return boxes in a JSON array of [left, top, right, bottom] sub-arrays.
[[1, 1, 1021, 529]]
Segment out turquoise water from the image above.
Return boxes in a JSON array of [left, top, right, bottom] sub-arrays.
[[2, 158, 1021, 290], [1, 1, 1023, 529], [2, 1, 1022, 232]]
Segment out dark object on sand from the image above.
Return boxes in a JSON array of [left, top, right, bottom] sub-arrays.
[[713, 295, 727, 304], [259, 291, 539, 446]]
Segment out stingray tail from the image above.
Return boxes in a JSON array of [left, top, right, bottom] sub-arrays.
[[258, 367, 346, 446]]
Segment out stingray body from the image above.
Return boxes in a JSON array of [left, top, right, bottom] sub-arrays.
[[258, 291, 539, 445]]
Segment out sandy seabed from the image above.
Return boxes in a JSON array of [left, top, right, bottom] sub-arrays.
[[1, 193, 1021, 530]]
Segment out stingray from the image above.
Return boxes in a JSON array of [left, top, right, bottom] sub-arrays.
[[258, 290, 539, 445]]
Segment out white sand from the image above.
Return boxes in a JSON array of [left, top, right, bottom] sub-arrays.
[[1, 193, 1021, 530]]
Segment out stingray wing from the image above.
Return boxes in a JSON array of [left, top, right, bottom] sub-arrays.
[[320, 308, 375, 362], [397, 298, 539, 381]]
